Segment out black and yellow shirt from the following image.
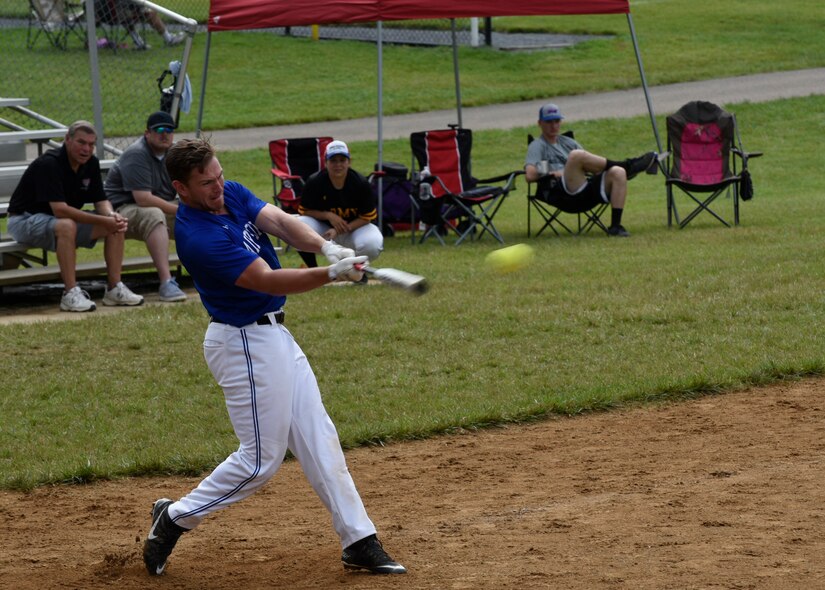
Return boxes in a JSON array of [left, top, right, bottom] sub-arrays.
[[299, 169, 377, 223]]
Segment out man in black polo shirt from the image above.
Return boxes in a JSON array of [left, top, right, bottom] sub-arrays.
[[7, 120, 144, 312]]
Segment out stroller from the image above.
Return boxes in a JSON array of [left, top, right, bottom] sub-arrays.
[[156, 60, 190, 127]]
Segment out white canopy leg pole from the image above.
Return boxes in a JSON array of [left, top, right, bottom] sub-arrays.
[[627, 13, 662, 153], [377, 21, 384, 233], [451, 19, 463, 129], [196, 30, 213, 138]]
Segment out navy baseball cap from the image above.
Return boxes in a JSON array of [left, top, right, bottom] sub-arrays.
[[539, 103, 564, 121], [146, 111, 176, 131]]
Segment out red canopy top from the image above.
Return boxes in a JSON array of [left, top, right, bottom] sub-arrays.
[[208, 0, 629, 31]]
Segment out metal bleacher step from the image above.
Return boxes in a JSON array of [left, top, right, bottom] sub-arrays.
[[0, 254, 181, 288]]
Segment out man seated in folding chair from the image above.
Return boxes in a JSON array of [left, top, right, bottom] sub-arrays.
[[525, 103, 658, 238], [94, 0, 184, 50], [295, 140, 383, 272]]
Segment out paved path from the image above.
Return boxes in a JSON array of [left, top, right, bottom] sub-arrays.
[[181, 68, 825, 151]]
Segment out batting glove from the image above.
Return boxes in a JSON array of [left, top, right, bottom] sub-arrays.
[[321, 240, 355, 264], [328, 255, 368, 282]]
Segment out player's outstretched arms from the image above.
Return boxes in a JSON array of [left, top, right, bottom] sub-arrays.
[[236, 257, 331, 295], [254, 203, 327, 254], [236, 255, 367, 295]]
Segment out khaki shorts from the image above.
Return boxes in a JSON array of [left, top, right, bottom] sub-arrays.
[[116, 203, 176, 242]]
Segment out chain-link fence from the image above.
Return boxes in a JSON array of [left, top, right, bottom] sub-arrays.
[[2, 2, 510, 160], [258, 19, 496, 48], [2, 0, 204, 158]]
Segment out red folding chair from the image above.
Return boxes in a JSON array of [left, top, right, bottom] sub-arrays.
[[268, 136, 333, 215], [410, 128, 522, 245]]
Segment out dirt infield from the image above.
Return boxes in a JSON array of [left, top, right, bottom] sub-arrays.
[[2, 376, 824, 589]]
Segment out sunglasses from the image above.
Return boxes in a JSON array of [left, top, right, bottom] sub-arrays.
[[152, 126, 175, 134]]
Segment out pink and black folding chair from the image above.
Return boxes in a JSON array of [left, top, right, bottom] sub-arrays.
[[410, 128, 522, 245], [268, 136, 333, 215], [665, 101, 762, 228]]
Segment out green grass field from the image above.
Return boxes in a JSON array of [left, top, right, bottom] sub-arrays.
[[2, 94, 824, 490], [2, 0, 824, 490]]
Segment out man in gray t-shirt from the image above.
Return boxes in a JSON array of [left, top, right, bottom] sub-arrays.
[[524, 103, 657, 237], [105, 111, 186, 301]]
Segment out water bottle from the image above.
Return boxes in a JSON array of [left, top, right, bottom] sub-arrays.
[[419, 180, 433, 201], [419, 167, 432, 200]]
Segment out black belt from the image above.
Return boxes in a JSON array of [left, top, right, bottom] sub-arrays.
[[210, 310, 285, 326]]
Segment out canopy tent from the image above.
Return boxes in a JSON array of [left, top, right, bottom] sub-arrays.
[[196, 0, 662, 226], [206, 1, 631, 29]]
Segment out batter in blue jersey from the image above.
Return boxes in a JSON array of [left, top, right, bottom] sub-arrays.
[[176, 179, 286, 326], [141, 138, 407, 578]]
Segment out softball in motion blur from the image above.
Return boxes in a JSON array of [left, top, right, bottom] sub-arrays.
[[485, 243, 535, 274]]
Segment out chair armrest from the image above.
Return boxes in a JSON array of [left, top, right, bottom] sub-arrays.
[[427, 175, 451, 197], [732, 148, 764, 160], [271, 168, 303, 180], [477, 170, 524, 193], [476, 170, 525, 185]]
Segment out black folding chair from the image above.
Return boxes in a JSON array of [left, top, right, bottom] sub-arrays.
[[27, 0, 86, 50], [526, 132, 608, 237], [94, 0, 149, 51]]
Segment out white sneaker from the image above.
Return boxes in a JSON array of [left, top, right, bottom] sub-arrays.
[[158, 278, 187, 302], [60, 286, 96, 312], [102, 282, 144, 307], [165, 32, 186, 46]]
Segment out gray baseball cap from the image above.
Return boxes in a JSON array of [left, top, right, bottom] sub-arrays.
[[539, 103, 564, 121]]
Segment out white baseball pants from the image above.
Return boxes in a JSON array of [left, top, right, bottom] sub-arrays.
[[167, 316, 377, 549]]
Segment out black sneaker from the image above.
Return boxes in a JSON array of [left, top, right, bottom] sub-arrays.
[[143, 498, 186, 575], [342, 534, 407, 574], [607, 225, 630, 237], [646, 151, 670, 175], [621, 152, 657, 180]]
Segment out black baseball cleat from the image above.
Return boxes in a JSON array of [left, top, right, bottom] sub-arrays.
[[143, 498, 187, 576], [342, 534, 407, 574], [621, 151, 657, 180], [607, 225, 631, 237]]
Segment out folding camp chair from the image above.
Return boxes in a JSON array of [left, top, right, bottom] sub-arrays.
[[665, 101, 762, 228], [525, 132, 608, 237], [27, 0, 86, 50], [410, 128, 522, 245], [268, 136, 333, 215], [268, 137, 332, 264], [94, 0, 148, 50]]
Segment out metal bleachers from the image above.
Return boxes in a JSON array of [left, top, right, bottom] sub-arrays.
[[0, 97, 180, 289]]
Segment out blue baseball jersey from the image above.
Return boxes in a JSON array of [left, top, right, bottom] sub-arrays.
[[175, 181, 285, 327]]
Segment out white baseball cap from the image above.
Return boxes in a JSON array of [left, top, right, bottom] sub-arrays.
[[325, 140, 350, 160]]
